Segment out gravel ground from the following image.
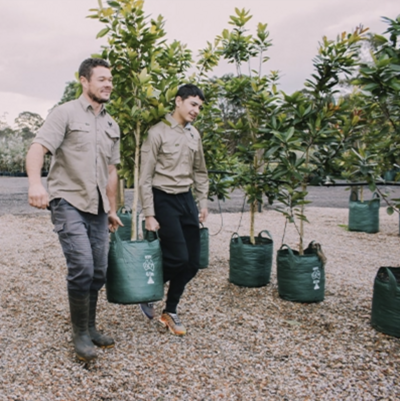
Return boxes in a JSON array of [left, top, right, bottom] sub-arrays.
[[1, 192, 400, 400]]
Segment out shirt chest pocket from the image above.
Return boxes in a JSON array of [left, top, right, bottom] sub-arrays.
[[160, 144, 180, 168], [187, 138, 198, 153], [67, 122, 90, 149], [103, 129, 119, 160]]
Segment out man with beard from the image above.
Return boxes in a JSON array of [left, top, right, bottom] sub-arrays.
[[139, 84, 209, 335], [26, 58, 122, 362]]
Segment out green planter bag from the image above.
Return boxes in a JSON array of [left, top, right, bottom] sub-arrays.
[[114, 206, 133, 241], [371, 267, 400, 338], [277, 242, 325, 303], [199, 224, 209, 269], [229, 230, 273, 287], [106, 230, 164, 304], [348, 192, 380, 233]]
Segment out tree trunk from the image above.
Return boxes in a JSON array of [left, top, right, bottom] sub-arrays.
[[250, 200, 256, 245], [350, 186, 358, 202], [131, 128, 141, 241], [117, 178, 125, 209], [299, 181, 306, 255], [299, 147, 310, 255]]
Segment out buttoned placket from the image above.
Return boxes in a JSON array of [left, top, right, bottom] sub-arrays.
[[89, 105, 100, 213], [182, 126, 193, 176]]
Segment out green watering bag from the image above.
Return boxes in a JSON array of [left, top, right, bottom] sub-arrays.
[[199, 224, 209, 269], [115, 206, 133, 241], [229, 230, 273, 287], [106, 230, 164, 304], [277, 242, 325, 303], [348, 192, 380, 233], [371, 267, 400, 338]]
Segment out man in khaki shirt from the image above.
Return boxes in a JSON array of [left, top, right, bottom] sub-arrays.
[[139, 84, 209, 335], [26, 58, 122, 363]]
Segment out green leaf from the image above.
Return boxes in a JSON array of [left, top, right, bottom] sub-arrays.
[[388, 80, 400, 91], [387, 206, 394, 215], [362, 83, 379, 92], [96, 27, 110, 39], [107, 1, 120, 7]]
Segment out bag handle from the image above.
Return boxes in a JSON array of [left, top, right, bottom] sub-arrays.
[[117, 206, 132, 215], [258, 230, 273, 240], [144, 229, 159, 242], [370, 192, 380, 204], [279, 243, 295, 257], [141, 218, 160, 241], [113, 225, 159, 242], [385, 267, 399, 297], [230, 232, 242, 244]]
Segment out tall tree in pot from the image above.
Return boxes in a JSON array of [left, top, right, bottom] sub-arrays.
[[91, 0, 192, 240]]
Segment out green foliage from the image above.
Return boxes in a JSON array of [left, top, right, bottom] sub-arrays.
[[305, 26, 368, 98], [0, 114, 44, 174], [90, 0, 194, 239], [91, 0, 192, 188], [340, 145, 379, 185], [217, 8, 271, 76], [199, 8, 278, 243], [0, 134, 30, 174], [0, 116, 49, 174], [194, 80, 236, 201], [0, 120, 14, 140], [14, 111, 44, 140], [273, 26, 367, 251], [348, 15, 400, 213], [58, 80, 81, 105]]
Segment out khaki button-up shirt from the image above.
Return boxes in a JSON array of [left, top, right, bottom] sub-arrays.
[[139, 114, 209, 217], [33, 95, 120, 214]]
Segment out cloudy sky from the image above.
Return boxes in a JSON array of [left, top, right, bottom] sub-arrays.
[[0, 0, 398, 126]]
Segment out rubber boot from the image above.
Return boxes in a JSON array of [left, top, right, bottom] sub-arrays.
[[68, 290, 98, 362], [88, 290, 115, 348]]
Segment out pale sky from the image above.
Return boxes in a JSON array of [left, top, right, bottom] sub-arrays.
[[0, 0, 398, 126]]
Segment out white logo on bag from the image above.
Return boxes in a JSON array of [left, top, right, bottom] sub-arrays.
[[143, 255, 155, 284], [311, 267, 321, 290]]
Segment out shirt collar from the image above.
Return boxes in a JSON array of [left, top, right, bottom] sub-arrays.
[[79, 95, 106, 115], [165, 114, 179, 129], [165, 114, 192, 130]]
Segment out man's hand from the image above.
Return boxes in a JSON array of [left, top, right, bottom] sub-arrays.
[[26, 143, 49, 209], [145, 216, 160, 232], [199, 208, 208, 223], [108, 212, 123, 232], [28, 183, 49, 209]]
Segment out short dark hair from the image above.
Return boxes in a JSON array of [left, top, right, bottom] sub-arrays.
[[78, 58, 110, 81], [176, 84, 205, 101]]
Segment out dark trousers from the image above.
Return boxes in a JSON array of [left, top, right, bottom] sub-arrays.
[[153, 188, 200, 313], [50, 198, 109, 294]]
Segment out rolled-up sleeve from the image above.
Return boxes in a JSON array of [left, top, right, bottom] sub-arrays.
[[193, 137, 209, 209], [139, 129, 161, 217]]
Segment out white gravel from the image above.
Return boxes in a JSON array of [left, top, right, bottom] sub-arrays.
[[1, 207, 400, 400]]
